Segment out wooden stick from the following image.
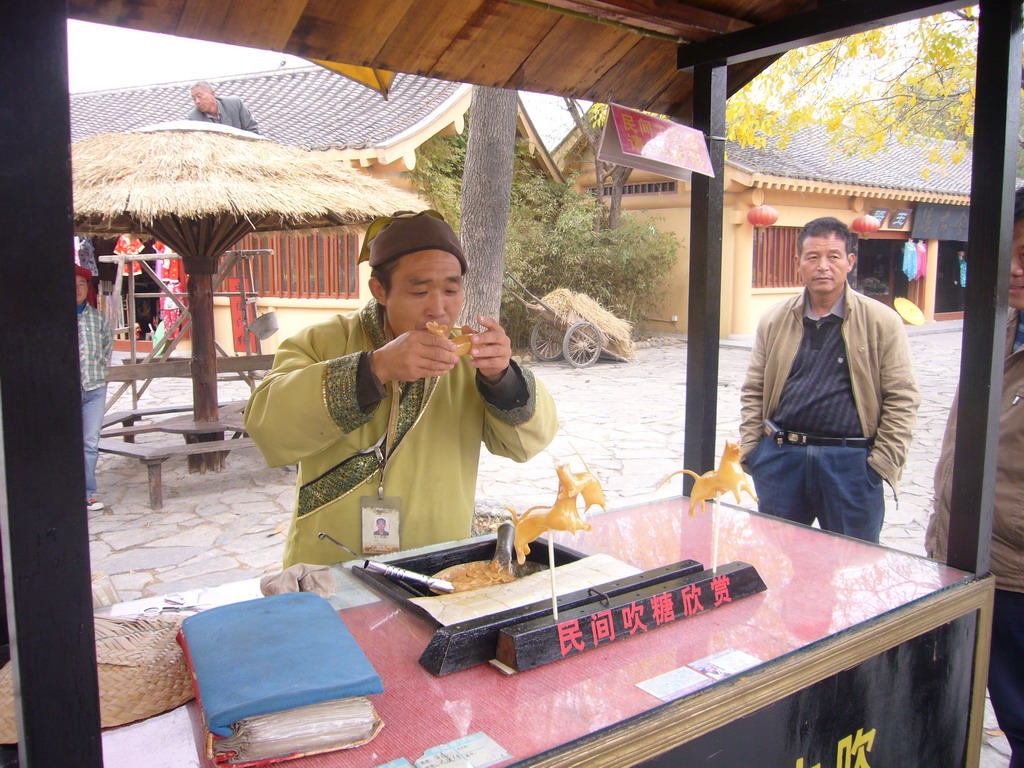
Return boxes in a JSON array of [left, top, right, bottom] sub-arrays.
[[712, 491, 721, 573], [567, 439, 591, 474], [548, 533, 559, 621]]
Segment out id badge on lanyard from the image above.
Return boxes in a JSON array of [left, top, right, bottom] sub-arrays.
[[361, 495, 401, 554], [361, 380, 404, 555]]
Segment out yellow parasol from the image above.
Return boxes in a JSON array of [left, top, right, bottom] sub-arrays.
[[893, 298, 925, 326]]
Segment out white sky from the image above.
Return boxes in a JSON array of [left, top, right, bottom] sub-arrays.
[[66, 20, 578, 149], [66, 20, 307, 92]]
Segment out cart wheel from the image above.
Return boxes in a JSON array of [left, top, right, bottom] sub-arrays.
[[530, 320, 564, 362], [562, 321, 603, 368]]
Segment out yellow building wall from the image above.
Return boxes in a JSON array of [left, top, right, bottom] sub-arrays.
[[614, 171, 749, 337], [196, 158, 966, 351], [606, 170, 965, 338]]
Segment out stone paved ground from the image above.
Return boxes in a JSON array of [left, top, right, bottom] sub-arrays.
[[88, 323, 1011, 765]]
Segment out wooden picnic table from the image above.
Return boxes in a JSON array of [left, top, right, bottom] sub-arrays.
[[98, 401, 257, 509]]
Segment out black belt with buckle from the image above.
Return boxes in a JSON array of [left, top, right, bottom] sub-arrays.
[[763, 419, 873, 448]]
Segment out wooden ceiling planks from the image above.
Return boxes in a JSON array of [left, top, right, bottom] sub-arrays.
[[175, 0, 307, 50], [533, 0, 754, 38], [68, 0, 190, 37], [286, 0, 414, 65], [583, 34, 683, 111], [504, 12, 640, 95], [372, 1, 494, 76], [67, 0, 813, 116], [432, 0, 561, 88]]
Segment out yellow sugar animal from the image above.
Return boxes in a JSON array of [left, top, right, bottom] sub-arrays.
[[660, 441, 758, 516], [509, 463, 603, 564]]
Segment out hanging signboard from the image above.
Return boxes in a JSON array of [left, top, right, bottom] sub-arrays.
[[597, 104, 714, 181]]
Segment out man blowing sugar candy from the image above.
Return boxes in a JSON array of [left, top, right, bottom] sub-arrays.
[[244, 211, 559, 566]]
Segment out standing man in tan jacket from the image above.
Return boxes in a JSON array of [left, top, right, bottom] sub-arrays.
[[927, 187, 1024, 768], [740, 216, 920, 543]]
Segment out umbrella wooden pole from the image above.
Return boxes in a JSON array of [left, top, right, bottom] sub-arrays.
[[185, 257, 225, 473]]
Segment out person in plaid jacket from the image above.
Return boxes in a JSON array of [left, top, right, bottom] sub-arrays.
[[76, 264, 112, 512]]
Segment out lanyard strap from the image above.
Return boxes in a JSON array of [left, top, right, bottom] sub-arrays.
[[374, 381, 403, 499]]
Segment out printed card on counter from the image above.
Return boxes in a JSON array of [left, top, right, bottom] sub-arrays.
[[415, 732, 511, 768], [637, 665, 712, 702], [688, 648, 762, 681], [637, 648, 763, 703]]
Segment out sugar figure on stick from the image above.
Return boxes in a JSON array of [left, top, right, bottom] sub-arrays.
[[507, 461, 605, 620], [657, 441, 757, 571]]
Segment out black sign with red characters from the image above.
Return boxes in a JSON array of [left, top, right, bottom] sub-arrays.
[[496, 561, 766, 672], [637, 614, 976, 767]]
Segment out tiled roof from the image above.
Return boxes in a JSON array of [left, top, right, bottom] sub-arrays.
[[726, 126, 972, 197], [71, 66, 468, 150]]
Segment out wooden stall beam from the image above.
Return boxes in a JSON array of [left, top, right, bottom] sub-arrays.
[[0, 0, 102, 763], [682, 62, 727, 484], [677, 0, 967, 70], [947, 0, 1022, 575]]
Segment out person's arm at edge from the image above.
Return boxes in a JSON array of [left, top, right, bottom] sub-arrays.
[[480, 364, 558, 462], [867, 314, 921, 487], [739, 318, 770, 465]]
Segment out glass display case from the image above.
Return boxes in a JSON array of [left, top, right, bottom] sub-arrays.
[[102, 498, 989, 767]]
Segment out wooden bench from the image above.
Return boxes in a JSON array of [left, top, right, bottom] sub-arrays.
[[106, 354, 275, 383], [103, 404, 194, 442], [101, 401, 248, 442], [98, 436, 258, 509]]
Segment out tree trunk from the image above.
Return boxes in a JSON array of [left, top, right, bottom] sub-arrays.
[[460, 87, 518, 322], [607, 163, 634, 229], [565, 98, 634, 231], [565, 98, 606, 231]]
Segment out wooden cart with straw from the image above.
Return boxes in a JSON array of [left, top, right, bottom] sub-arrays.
[[503, 273, 633, 368]]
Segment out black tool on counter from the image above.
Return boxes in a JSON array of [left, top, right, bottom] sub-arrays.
[[317, 532, 455, 594]]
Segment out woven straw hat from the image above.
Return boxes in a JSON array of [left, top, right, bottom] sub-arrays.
[[0, 614, 193, 741]]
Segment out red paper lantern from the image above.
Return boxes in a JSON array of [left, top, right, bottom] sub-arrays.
[[851, 214, 882, 238], [747, 204, 779, 229]]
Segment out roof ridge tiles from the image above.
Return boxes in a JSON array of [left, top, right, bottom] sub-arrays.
[[70, 66, 468, 153]]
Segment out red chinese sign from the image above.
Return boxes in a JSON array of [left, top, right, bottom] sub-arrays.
[[556, 573, 733, 658], [495, 561, 766, 673], [598, 104, 715, 180]]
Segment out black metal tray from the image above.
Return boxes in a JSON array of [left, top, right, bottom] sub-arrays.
[[350, 535, 587, 625]]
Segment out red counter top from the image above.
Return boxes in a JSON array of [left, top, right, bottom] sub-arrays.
[[158, 499, 967, 768]]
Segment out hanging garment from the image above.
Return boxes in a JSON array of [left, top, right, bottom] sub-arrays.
[[915, 240, 928, 280], [114, 234, 144, 255], [902, 240, 918, 281], [77, 237, 99, 276], [115, 235, 144, 276], [162, 257, 183, 283]]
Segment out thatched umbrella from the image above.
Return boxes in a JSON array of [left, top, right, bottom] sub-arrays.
[[73, 122, 423, 470]]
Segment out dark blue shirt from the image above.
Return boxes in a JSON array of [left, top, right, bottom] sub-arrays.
[[772, 314, 862, 437]]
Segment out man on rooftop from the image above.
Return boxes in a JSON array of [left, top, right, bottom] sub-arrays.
[[187, 81, 259, 133]]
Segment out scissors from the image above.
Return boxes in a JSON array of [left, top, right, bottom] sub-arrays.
[[138, 594, 206, 616]]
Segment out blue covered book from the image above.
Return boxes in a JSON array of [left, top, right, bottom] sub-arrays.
[[177, 592, 384, 766]]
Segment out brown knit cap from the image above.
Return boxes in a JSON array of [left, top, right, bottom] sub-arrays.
[[359, 210, 467, 273]]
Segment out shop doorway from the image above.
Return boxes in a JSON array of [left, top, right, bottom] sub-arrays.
[[934, 240, 967, 318], [854, 238, 909, 309]]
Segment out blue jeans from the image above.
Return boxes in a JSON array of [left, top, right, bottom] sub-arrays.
[[82, 385, 106, 499], [746, 435, 885, 543], [990, 588, 1024, 768]]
